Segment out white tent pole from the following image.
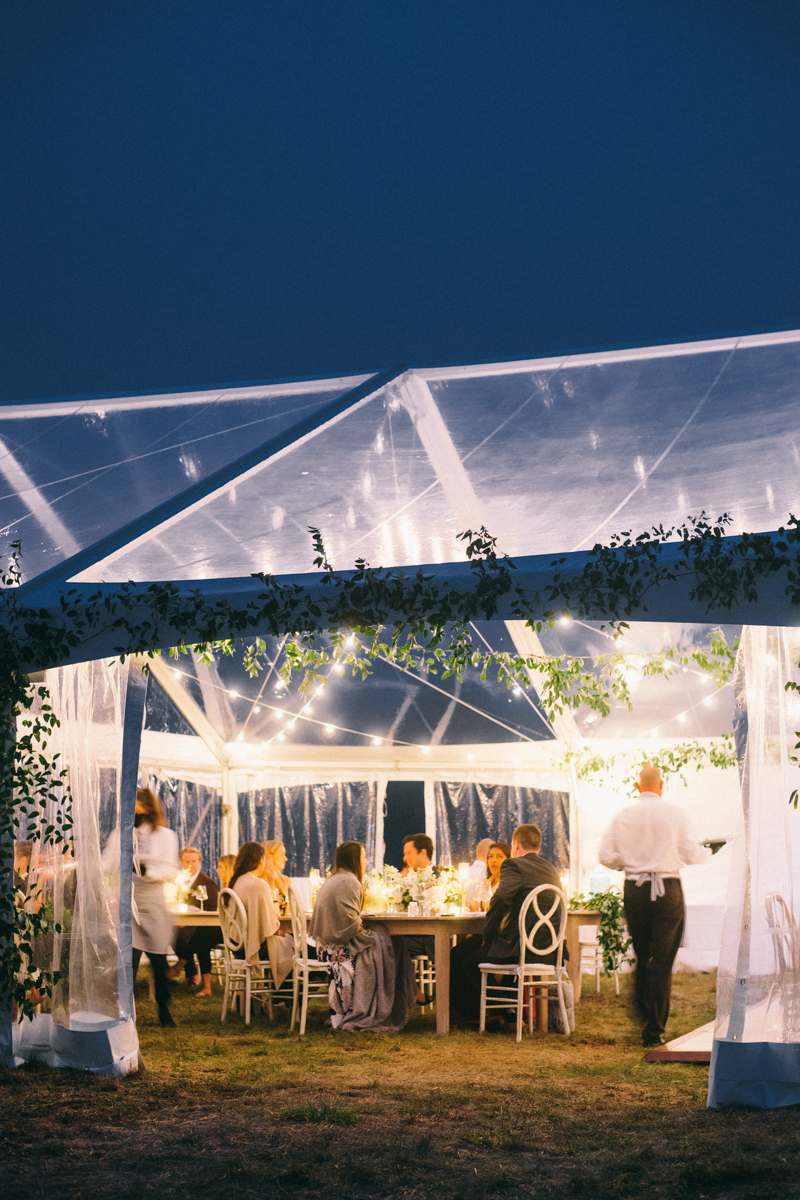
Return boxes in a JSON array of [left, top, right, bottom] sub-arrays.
[[374, 775, 387, 870], [424, 778, 436, 859], [221, 767, 239, 857]]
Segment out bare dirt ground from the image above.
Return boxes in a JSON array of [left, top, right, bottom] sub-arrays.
[[3, 970, 800, 1199]]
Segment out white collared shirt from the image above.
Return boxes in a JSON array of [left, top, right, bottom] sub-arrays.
[[598, 791, 711, 877]]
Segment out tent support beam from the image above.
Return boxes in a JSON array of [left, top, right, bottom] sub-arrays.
[[146, 655, 230, 766]]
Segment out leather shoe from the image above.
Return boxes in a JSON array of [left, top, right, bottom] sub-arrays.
[[642, 1033, 665, 1047]]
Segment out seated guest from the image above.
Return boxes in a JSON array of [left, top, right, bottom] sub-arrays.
[[399, 833, 437, 966], [309, 841, 416, 1031], [261, 840, 290, 914], [468, 838, 493, 880], [468, 841, 510, 909], [168, 846, 221, 996], [402, 833, 435, 874], [449, 823, 565, 1027], [217, 854, 236, 891], [486, 842, 511, 892], [227, 841, 293, 992]]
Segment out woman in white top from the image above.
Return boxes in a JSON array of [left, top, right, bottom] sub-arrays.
[[229, 842, 294, 991], [132, 787, 179, 1027]]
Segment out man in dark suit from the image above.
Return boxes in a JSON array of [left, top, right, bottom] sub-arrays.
[[168, 846, 221, 996], [450, 823, 565, 1025]]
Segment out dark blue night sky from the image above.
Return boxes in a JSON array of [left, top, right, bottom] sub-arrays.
[[4, 1, 800, 402]]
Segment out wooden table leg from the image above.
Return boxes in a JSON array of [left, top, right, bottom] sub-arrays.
[[535, 981, 548, 1032], [434, 928, 451, 1034]]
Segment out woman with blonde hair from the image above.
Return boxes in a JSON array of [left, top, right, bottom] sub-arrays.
[[227, 842, 293, 993], [261, 840, 290, 914]]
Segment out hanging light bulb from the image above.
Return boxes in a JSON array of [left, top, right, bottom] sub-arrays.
[[324, 725, 335, 736], [334, 665, 344, 676], [559, 616, 572, 627], [236, 733, 244, 743], [229, 690, 238, 698], [372, 737, 381, 746], [277, 732, 285, 742], [254, 705, 261, 714]]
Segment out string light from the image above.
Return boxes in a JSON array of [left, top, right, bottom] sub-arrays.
[[229, 690, 238, 698], [420, 746, 430, 754], [512, 686, 522, 697], [324, 725, 335, 735], [467, 753, 475, 761], [254, 706, 261, 714], [372, 737, 382, 746], [559, 616, 572, 627]]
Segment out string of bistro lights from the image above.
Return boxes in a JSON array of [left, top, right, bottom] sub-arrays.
[[168, 632, 542, 758], [166, 619, 733, 757]]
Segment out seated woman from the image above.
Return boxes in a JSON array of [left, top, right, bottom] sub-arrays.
[[309, 841, 416, 1032], [227, 842, 294, 993], [486, 841, 511, 892], [217, 854, 236, 891], [261, 839, 290, 915]]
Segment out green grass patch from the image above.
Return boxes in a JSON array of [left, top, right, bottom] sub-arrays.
[[280, 1101, 360, 1126]]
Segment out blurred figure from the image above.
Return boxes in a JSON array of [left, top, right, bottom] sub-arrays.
[[131, 787, 179, 1028], [468, 838, 493, 880], [217, 854, 236, 890], [168, 846, 220, 996]]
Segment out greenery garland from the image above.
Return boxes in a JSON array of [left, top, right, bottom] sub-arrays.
[[569, 891, 633, 975]]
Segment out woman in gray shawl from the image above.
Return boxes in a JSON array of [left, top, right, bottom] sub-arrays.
[[309, 842, 416, 1032]]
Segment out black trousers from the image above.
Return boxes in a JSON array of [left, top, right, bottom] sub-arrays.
[[449, 937, 519, 1022], [175, 926, 222, 977], [623, 878, 685, 1038], [132, 948, 171, 1013]]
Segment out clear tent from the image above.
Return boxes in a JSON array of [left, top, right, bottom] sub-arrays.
[[5, 329, 800, 1090]]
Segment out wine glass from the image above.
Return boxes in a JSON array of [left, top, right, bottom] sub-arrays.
[[195, 884, 208, 908]]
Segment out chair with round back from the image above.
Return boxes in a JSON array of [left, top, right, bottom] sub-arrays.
[[479, 884, 570, 1041], [288, 885, 331, 1035], [218, 887, 275, 1024]]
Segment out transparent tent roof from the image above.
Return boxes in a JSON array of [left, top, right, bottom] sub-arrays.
[[3, 330, 791, 744]]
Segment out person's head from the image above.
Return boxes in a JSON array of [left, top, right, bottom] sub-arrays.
[[334, 841, 367, 884], [511, 824, 542, 858], [135, 787, 166, 829], [402, 834, 434, 870], [230, 841, 266, 889], [474, 838, 493, 865], [217, 854, 236, 889], [181, 846, 202, 876], [264, 840, 288, 875], [14, 841, 33, 878], [486, 842, 511, 881], [636, 764, 664, 796]]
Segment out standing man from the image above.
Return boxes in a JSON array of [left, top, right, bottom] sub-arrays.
[[599, 764, 710, 1047]]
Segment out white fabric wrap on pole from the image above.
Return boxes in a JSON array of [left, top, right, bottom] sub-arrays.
[[13, 659, 142, 1076], [708, 626, 800, 1108]]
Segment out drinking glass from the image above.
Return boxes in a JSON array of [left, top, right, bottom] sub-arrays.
[[195, 885, 208, 907]]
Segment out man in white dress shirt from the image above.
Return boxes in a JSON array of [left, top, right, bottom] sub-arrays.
[[468, 839, 493, 880], [599, 764, 710, 1046]]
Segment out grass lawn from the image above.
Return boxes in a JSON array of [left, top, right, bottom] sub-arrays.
[[3, 969, 800, 1198]]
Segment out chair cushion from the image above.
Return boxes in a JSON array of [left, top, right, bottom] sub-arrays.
[[479, 962, 557, 976]]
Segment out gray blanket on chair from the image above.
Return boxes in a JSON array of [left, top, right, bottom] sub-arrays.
[[339, 927, 417, 1032]]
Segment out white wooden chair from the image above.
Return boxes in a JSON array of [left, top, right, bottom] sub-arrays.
[[479, 884, 570, 1042], [578, 925, 620, 995], [218, 887, 277, 1025], [288, 885, 331, 1035], [413, 956, 435, 1003]]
